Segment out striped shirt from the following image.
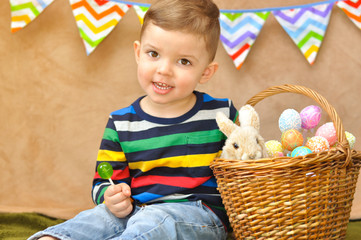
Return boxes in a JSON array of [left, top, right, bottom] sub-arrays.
[[92, 91, 237, 227]]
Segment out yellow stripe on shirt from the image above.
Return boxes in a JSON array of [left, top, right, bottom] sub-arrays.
[[128, 153, 219, 172], [97, 149, 126, 162]]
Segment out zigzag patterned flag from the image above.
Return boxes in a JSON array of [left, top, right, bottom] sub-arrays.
[[70, 0, 131, 55], [133, 4, 149, 25], [273, 3, 333, 65], [336, 0, 361, 29], [219, 12, 270, 70], [10, 0, 54, 33]]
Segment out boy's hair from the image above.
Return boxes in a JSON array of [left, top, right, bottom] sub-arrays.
[[141, 0, 220, 61]]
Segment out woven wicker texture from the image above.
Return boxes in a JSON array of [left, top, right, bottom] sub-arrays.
[[211, 85, 361, 239]]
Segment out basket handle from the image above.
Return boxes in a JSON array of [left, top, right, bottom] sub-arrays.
[[245, 84, 351, 166]]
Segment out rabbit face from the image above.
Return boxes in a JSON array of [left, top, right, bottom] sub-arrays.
[[216, 107, 269, 160], [221, 127, 266, 160]]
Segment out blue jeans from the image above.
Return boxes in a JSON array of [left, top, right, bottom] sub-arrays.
[[28, 201, 227, 240]]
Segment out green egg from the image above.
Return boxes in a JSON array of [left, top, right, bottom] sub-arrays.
[[97, 162, 113, 180]]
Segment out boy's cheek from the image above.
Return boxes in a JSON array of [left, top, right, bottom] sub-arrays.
[[137, 68, 152, 87], [138, 63, 153, 77]]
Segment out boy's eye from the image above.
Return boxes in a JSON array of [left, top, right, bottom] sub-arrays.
[[148, 51, 159, 58], [178, 59, 191, 66]]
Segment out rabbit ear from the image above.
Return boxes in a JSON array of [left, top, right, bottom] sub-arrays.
[[239, 105, 260, 131], [257, 135, 269, 158], [216, 112, 238, 137]]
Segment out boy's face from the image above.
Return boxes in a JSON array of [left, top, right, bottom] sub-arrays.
[[134, 23, 218, 109]]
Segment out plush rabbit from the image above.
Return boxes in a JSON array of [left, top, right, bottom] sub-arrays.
[[216, 105, 269, 160]]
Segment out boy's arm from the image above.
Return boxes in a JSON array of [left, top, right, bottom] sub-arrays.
[[92, 117, 130, 205]]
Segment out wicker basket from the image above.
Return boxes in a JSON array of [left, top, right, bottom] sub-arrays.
[[211, 84, 361, 240]]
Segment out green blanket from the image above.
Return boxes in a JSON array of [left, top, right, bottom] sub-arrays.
[[0, 212, 360, 239], [0, 213, 64, 240]]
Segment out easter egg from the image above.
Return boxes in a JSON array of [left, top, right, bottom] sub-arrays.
[[345, 131, 356, 149], [281, 129, 304, 151], [306, 136, 329, 153], [274, 152, 284, 157], [265, 140, 283, 157], [315, 122, 337, 146], [300, 105, 322, 130], [291, 146, 313, 157], [279, 109, 302, 132]]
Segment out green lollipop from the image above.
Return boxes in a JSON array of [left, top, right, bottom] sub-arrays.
[[97, 162, 114, 185]]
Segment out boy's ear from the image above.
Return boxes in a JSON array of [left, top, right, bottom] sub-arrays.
[[134, 40, 141, 64], [199, 61, 218, 84]]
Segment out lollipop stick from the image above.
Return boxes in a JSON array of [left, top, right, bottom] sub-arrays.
[[108, 178, 114, 185]]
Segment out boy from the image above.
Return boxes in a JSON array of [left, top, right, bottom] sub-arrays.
[[29, 0, 237, 239]]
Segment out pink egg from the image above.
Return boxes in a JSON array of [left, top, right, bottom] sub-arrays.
[[315, 122, 337, 146], [274, 152, 284, 157], [300, 105, 321, 130], [306, 136, 330, 153]]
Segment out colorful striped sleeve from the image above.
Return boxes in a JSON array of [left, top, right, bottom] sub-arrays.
[[91, 116, 130, 205]]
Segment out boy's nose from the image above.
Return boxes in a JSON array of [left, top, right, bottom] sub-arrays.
[[157, 59, 172, 76]]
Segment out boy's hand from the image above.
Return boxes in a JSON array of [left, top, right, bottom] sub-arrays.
[[104, 183, 134, 218]]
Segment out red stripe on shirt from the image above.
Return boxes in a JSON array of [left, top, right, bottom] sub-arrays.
[[131, 175, 211, 188], [94, 167, 130, 180]]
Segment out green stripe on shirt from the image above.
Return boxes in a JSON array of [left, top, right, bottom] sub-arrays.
[[103, 128, 120, 143], [121, 129, 223, 153]]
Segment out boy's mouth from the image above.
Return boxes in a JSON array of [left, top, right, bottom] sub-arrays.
[[153, 82, 172, 90]]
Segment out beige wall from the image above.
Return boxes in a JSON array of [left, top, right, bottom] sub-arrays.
[[0, 0, 360, 220]]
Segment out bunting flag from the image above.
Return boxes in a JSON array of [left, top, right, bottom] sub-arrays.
[[10, 0, 54, 33], [336, 0, 361, 29], [219, 12, 270, 69], [70, 0, 131, 55], [133, 4, 149, 25], [273, 3, 333, 65], [7, 0, 361, 67]]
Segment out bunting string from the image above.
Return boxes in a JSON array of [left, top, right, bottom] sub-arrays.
[[9, 0, 361, 69]]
